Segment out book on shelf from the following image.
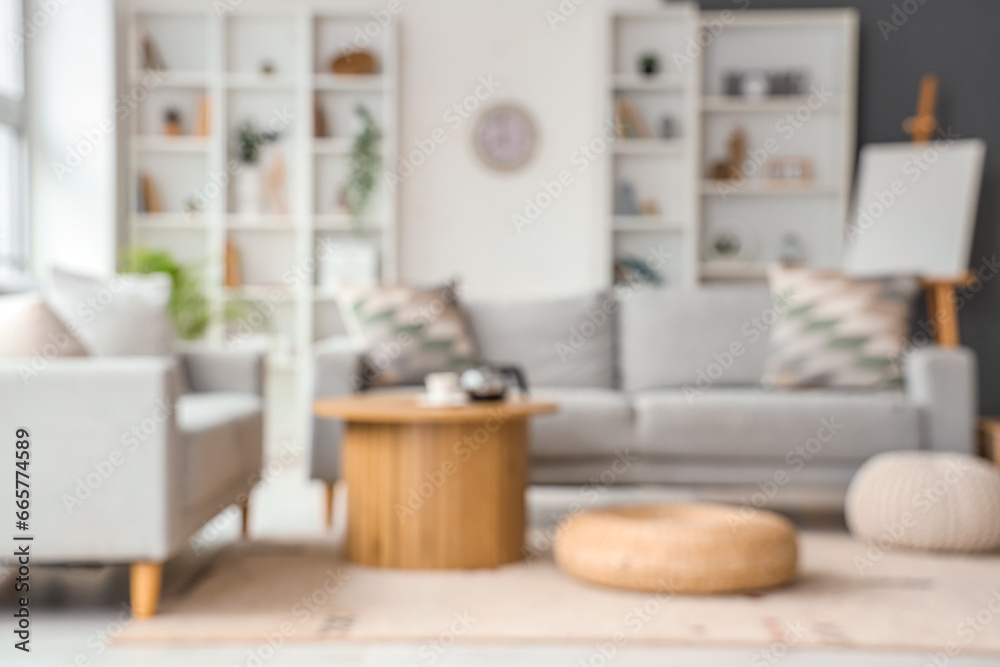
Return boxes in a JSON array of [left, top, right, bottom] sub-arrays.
[[225, 242, 242, 288], [195, 95, 211, 137], [137, 173, 162, 213]]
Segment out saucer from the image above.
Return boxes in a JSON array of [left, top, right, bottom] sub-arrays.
[[416, 392, 468, 408]]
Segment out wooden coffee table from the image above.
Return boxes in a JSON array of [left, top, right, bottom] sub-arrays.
[[314, 392, 557, 569]]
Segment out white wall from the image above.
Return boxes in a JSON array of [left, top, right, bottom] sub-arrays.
[[396, 0, 639, 299], [28, 0, 118, 277], [26, 0, 660, 294]]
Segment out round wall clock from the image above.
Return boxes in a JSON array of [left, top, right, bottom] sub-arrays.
[[472, 104, 537, 172]]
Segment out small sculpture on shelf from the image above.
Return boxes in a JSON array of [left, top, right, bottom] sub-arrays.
[[658, 116, 676, 139], [723, 69, 808, 98], [614, 97, 651, 138], [614, 181, 640, 216], [181, 197, 204, 216], [766, 156, 815, 184], [640, 199, 660, 216], [708, 127, 747, 182], [779, 233, 806, 264], [259, 60, 276, 75], [141, 33, 166, 71], [261, 147, 290, 215], [332, 49, 378, 75]]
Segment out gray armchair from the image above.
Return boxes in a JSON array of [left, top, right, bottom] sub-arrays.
[[0, 350, 264, 617]]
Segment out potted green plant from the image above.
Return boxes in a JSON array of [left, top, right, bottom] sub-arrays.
[[234, 121, 282, 215], [344, 104, 382, 230], [121, 247, 252, 342]]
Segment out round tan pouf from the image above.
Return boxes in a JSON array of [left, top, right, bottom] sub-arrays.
[[553, 504, 798, 594], [846, 451, 1000, 553]]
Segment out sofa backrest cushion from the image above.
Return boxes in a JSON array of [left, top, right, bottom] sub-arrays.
[[464, 291, 616, 389], [620, 286, 775, 391]]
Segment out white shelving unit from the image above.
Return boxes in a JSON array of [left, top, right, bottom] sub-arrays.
[[605, 4, 701, 288], [605, 6, 857, 286], [697, 9, 857, 281], [124, 2, 397, 442]]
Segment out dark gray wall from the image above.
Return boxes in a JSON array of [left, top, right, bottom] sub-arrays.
[[699, 0, 1000, 414]]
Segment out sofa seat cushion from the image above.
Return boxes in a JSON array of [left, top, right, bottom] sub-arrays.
[[177, 392, 263, 511], [530, 387, 633, 459], [633, 388, 918, 461]]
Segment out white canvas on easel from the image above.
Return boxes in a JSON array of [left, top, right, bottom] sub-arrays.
[[843, 139, 986, 280]]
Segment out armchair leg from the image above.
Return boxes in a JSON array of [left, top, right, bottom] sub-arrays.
[[239, 496, 250, 538], [130, 561, 163, 619], [324, 481, 336, 530]]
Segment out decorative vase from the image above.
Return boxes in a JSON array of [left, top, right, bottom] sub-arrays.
[[234, 165, 261, 215], [318, 237, 378, 292]]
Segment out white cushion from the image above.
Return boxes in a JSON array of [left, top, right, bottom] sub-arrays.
[[0, 292, 87, 357], [846, 452, 1000, 553], [47, 268, 174, 356]]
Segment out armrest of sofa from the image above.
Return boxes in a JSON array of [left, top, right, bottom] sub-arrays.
[[311, 336, 366, 481], [180, 349, 265, 396], [905, 346, 977, 453], [0, 357, 183, 562]]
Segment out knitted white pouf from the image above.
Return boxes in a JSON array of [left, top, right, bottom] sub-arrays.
[[846, 451, 1000, 553]]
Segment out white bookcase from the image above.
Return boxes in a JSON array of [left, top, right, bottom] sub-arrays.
[[606, 6, 857, 286], [605, 3, 701, 287], [123, 1, 397, 442]]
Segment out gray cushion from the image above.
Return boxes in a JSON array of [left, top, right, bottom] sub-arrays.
[[529, 387, 633, 458], [465, 291, 617, 389], [178, 392, 262, 510], [620, 287, 775, 392], [633, 388, 919, 461]]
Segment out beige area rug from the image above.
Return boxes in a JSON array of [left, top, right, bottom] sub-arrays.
[[121, 532, 1000, 654]]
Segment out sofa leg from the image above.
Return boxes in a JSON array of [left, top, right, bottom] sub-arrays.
[[239, 496, 250, 538], [324, 481, 335, 529], [130, 561, 163, 619]]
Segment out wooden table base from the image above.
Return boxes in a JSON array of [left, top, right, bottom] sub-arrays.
[[342, 418, 528, 569]]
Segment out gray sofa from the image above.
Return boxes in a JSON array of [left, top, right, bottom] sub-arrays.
[[312, 287, 976, 494], [0, 350, 264, 617]]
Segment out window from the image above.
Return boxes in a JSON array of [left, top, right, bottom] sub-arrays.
[[0, 0, 27, 279]]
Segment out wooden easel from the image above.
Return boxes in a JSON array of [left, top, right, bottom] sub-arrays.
[[904, 74, 973, 347]]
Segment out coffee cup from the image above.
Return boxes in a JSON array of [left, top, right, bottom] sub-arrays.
[[425, 372, 460, 399]]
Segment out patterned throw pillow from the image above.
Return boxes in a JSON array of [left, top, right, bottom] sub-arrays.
[[762, 265, 919, 389], [338, 283, 480, 388]]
